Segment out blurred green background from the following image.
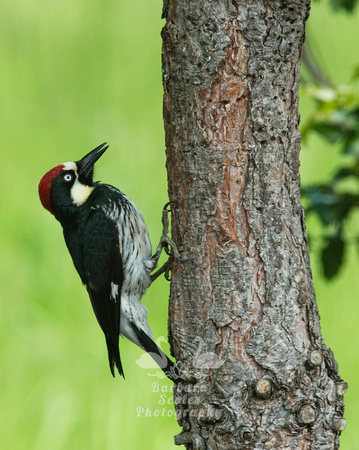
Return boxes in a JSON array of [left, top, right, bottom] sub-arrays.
[[0, 1, 358, 448]]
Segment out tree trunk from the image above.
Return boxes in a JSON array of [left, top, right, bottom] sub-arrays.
[[161, 1, 346, 448]]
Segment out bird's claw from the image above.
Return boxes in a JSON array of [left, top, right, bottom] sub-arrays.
[[150, 202, 187, 283], [160, 234, 186, 261], [160, 202, 187, 261]]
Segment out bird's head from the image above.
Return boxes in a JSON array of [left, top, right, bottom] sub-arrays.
[[38, 142, 108, 216]]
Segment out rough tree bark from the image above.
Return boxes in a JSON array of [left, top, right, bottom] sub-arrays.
[[161, 1, 347, 449]]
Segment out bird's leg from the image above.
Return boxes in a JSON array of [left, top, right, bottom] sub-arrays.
[[150, 202, 186, 283]]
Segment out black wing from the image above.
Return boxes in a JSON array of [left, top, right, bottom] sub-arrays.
[[82, 207, 124, 377]]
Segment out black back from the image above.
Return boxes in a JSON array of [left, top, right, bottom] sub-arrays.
[[61, 185, 125, 377]]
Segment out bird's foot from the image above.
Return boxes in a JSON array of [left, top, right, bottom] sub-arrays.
[[150, 202, 186, 283]]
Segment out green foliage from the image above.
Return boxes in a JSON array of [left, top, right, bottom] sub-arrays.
[[314, 0, 359, 12], [0, 1, 358, 449], [0, 1, 179, 449], [321, 235, 345, 279], [301, 84, 359, 278]]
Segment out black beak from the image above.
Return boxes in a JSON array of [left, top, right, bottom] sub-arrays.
[[77, 142, 109, 181]]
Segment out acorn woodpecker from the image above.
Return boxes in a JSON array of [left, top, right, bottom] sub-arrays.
[[38, 143, 181, 382]]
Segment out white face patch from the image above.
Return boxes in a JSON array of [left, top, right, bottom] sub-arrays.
[[71, 180, 94, 206], [63, 161, 78, 171], [62, 161, 94, 207]]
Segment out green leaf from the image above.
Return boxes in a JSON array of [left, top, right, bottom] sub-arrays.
[[321, 236, 345, 279], [310, 122, 344, 143], [302, 186, 358, 225], [302, 186, 339, 225], [343, 138, 359, 156], [329, 0, 359, 12], [334, 167, 357, 181]]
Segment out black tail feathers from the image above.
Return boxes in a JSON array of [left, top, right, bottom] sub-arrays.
[[106, 336, 124, 378], [132, 325, 182, 383], [105, 327, 182, 383], [152, 349, 182, 383]]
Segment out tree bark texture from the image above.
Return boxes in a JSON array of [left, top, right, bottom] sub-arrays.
[[162, 1, 346, 449]]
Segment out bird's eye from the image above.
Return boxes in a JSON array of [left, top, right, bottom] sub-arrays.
[[64, 173, 73, 182]]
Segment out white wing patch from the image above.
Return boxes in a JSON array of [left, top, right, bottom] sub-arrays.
[[110, 282, 119, 301]]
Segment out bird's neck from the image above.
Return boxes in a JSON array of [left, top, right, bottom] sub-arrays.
[[54, 202, 88, 230]]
